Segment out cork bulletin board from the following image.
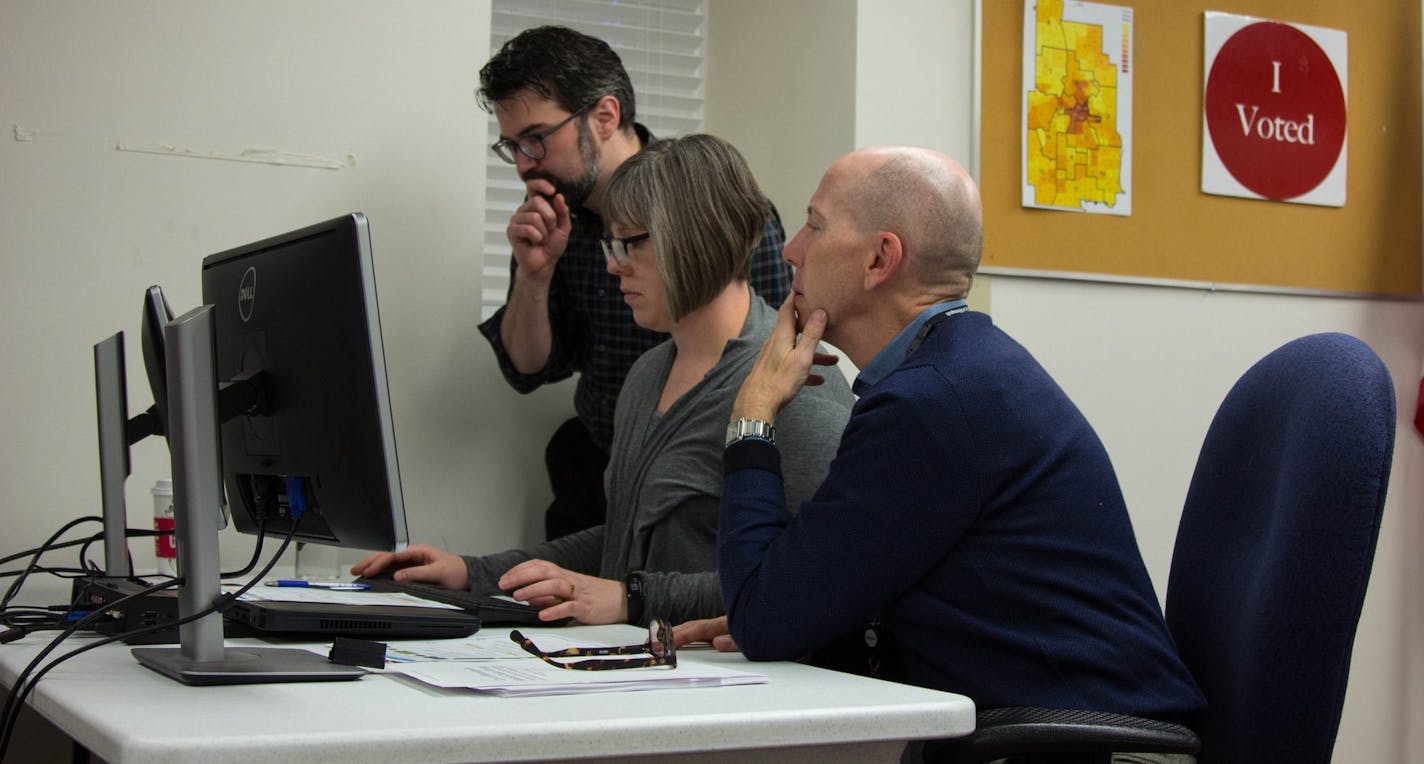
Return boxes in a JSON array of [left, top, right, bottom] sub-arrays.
[[978, 1, 1422, 295]]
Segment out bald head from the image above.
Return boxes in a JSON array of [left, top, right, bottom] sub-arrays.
[[827, 147, 983, 296]]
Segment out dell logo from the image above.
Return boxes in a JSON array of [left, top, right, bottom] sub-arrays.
[[238, 266, 257, 322]]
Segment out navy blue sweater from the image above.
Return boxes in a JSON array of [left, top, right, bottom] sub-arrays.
[[720, 312, 1204, 719]]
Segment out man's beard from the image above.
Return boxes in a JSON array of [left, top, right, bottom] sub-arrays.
[[522, 119, 600, 209]]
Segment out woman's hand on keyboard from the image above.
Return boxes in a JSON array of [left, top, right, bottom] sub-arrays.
[[350, 544, 470, 590], [499, 559, 624, 625]]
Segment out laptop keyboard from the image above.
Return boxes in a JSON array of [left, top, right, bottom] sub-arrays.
[[355, 575, 552, 625]]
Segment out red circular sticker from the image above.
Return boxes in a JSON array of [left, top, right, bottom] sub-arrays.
[[1205, 22, 1346, 200]]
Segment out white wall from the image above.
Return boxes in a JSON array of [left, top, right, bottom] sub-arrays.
[[0, 1, 570, 603], [706, 0, 858, 228]]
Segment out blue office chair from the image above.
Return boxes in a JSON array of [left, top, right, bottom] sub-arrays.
[[930, 332, 1396, 763]]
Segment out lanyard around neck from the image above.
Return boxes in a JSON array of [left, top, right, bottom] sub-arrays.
[[904, 303, 968, 359]]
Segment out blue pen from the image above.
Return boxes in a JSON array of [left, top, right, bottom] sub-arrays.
[[266, 580, 371, 591]]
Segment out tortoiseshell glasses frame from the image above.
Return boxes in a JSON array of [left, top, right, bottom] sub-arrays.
[[510, 617, 677, 670]]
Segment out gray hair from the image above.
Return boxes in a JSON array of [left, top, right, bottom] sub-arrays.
[[604, 134, 770, 321], [846, 150, 982, 294]]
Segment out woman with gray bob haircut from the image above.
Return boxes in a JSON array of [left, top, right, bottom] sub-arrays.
[[603, 133, 770, 322], [352, 134, 851, 627], [568, 132, 851, 626]]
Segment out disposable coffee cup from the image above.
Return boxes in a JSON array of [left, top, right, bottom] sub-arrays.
[[152, 478, 178, 576]]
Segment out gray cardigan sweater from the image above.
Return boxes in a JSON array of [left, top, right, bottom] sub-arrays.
[[463, 293, 853, 624]]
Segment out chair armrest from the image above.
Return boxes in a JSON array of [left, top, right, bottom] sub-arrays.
[[923, 706, 1201, 763]]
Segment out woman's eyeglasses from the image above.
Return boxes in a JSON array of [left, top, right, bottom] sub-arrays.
[[600, 232, 651, 266], [510, 617, 676, 670]]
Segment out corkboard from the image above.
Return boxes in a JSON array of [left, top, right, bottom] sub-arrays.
[[979, 1, 1422, 295]]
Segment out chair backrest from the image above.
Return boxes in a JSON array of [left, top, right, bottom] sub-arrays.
[[1164, 333, 1395, 764]]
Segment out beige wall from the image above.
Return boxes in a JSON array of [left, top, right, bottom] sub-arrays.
[[707, 0, 858, 234], [0, 0, 572, 592]]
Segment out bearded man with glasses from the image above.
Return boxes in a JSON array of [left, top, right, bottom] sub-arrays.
[[476, 26, 792, 542]]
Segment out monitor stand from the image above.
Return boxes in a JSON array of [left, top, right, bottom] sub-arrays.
[[130, 305, 362, 685], [93, 334, 134, 577]]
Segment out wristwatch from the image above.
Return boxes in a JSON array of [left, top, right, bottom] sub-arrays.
[[625, 571, 646, 625], [725, 417, 776, 447]]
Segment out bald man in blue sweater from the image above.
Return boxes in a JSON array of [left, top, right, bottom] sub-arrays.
[[677, 147, 1203, 758]]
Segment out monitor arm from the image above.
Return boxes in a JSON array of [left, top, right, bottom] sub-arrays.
[[123, 369, 270, 447]]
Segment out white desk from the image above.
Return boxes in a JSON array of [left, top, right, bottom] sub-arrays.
[[2, 624, 974, 763]]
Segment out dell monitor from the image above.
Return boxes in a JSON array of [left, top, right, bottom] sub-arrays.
[[131, 212, 407, 684], [201, 212, 407, 551]]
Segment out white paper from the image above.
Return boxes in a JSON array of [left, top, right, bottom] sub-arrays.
[[390, 658, 767, 697]]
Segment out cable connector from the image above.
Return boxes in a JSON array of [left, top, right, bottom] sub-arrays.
[[283, 476, 308, 521]]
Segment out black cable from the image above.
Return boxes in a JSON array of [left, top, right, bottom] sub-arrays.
[[0, 523, 108, 647], [1, 524, 259, 586], [222, 528, 266, 578], [0, 521, 297, 761], [0, 566, 89, 580], [0, 517, 101, 613], [0, 608, 61, 630], [0, 526, 150, 639], [0, 527, 267, 657], [0, 527, 161, 569], [78, 529, 133, 578], [70, 525, 265, 580], [0, 536, 96, 567], [0, 575, 178, 763], [78, 529, 135, 578]]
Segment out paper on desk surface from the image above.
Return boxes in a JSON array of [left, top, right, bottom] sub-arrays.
[[267, 627, 767, 696], [390, 658, 766, 697]]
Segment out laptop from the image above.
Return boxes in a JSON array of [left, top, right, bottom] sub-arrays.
[[224, 599, 481, 639], [354, 574, 557, 626]]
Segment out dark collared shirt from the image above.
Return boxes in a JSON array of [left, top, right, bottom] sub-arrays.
[[478, 127, 791, 449]]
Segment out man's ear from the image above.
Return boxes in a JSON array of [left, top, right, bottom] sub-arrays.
[[588, 94, 622, 140], [863, 232, 904, 291]]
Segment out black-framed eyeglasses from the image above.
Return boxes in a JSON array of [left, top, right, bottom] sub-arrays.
[[490, 102, 595, 164], [600, 232, 651, 267], [510, 617, 677, 671]]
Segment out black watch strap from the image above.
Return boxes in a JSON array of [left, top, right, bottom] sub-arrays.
[[625, 571, 646, 625]]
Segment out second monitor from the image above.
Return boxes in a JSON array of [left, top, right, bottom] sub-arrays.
[[200, 212, 408, 553]]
